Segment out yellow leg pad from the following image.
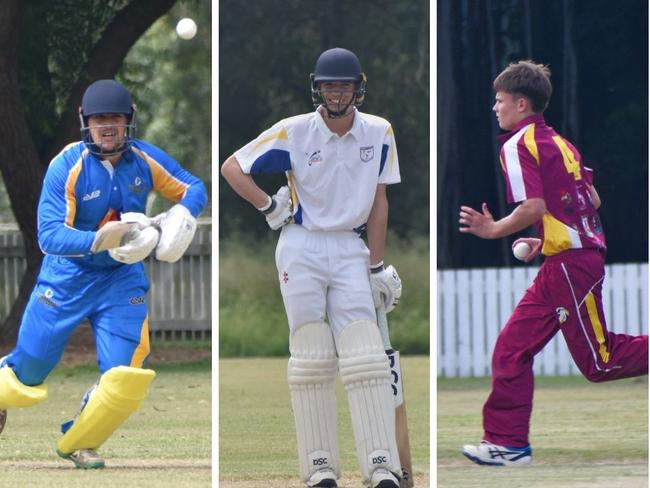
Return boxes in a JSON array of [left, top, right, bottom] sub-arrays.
[[57, 366, 155, 455], [0, 367, 48, 408]]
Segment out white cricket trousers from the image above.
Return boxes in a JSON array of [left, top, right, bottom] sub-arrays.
[[275, 224, 376, 337]]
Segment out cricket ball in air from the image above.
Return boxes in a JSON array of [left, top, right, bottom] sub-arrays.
[[176, 18, 197, 40], [513, 241, 532, 261]]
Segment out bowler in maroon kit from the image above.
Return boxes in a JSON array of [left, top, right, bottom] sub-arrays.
[[458, 60, 648, 466]]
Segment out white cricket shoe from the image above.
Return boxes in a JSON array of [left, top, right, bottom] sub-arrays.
[[462, 440, 532, 466], [307, 468, 337, 487], [370, 468, 400, 488]]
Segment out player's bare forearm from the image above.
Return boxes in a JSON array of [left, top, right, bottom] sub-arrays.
[[367, 184, 388, 265], [459, 198, 546, 239], [220, 155, 269, 209]]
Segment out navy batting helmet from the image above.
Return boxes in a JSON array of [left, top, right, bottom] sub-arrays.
[[79, 80, 137, 156], [310, 48, 367, 117]]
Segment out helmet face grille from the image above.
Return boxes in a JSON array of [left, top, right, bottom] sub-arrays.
[[310, 49, 367, 117]]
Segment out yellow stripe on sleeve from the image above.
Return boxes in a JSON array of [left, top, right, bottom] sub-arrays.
[[64, 159, 84, 227], [130, 317, 151, 368], [133, 147, 189, 202], [386, 126, 396, 170], [523, 124, 540, 165], [252, 127, 288, 153], [584, 292, 610, 363]]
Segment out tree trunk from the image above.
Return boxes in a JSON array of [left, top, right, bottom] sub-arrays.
[[0, 0, 178, 343], [44, 0, 178, 163], [0, 0, 44, 343]]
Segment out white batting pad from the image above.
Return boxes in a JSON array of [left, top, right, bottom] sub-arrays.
[[287, 322, 340, 482], [154, 204, 197, 263], [337, 320, 401, 484]]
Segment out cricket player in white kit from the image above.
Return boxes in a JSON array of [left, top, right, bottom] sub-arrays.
[[222, 48, 403, 488]]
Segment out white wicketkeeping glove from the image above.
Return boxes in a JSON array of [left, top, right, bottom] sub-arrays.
[[369, 263, 402, 313], [108, 226, 160, 264], [258, 186, 293, 230], [152, 204, 197, 263]]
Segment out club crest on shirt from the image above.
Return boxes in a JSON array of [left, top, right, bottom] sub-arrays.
[[360, 146, 374, 162], [307, 150, 323, 166], [555, 307, 569, 324], [129, 175, 147, 194]]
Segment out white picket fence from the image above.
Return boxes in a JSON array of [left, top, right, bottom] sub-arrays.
[[437, 263, 648, 378]]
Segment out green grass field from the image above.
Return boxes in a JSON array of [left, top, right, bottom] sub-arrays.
[[438, 375, 648, 488], [219, 235, 429, 357], [220, 356, 430, 487], [0, 361, 211, 488]]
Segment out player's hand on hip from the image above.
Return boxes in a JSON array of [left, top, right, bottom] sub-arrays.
[[369, 263, 402, 313], [108, 226, 160, 264], [512, 237, 542, 263], [259, 186, 293, 230], [459, 203, 496, 238]]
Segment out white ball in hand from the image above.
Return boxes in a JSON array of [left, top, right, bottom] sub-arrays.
[[513, 241, 532, 261], [176, 18, 197, 40]]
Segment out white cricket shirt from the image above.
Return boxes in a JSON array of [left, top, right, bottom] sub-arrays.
[[234, 108, 401, 231]]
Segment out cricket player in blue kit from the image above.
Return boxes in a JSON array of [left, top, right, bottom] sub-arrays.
[[0, 80, 207, 468]]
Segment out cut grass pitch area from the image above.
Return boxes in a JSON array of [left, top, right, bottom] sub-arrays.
[[220, 356, 430, 487], [438, 375, 648, 488], [0, 361, 211, 488]]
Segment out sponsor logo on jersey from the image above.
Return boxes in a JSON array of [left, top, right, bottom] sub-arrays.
[[360, 146, 374, 162], [307, 150, 323, 166], [82, 189, 101, 201], [129, 295, 146, 305], [281, 271, 289, 284]]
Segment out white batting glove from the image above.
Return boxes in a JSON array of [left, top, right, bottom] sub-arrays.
[[369, 263, 402, 313], [258, 186, 293, 230], [152, 204, 198, 263], [119, 211, 153, 229], [109, 226, 160, 264]]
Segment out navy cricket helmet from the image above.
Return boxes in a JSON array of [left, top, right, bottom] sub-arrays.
[[310, 48, 367, 117], [79, 79, 137, 156]]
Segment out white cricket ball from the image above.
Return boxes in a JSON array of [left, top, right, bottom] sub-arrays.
[[176, 18, 197, 40], [513, 241, 532, 261]]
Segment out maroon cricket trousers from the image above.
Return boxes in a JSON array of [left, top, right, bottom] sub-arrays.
[[483, 249, 648, 447]]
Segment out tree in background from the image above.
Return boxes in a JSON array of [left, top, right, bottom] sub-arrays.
[[0, 0, 212, 341], [219, 0, 430, 240], [438, 0, 648, 269], [120, 0, 211, 216]]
